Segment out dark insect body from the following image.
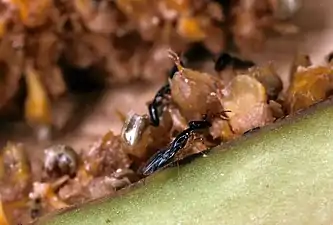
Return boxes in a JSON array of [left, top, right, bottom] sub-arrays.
[[148, 102, 161, 127], [214, 52, 233, 71], [215, 52, 255, 72], [232, 58, 255, 70], [140, 148, 174, 176], [169, 65, 178, 79], [154, 84, 171, 101], [169, 59, 185, 79], [148, 56, 184, 126], [141, 119, 212, 175], [188, 119, 212, 130], [148, 84, 171, 126]]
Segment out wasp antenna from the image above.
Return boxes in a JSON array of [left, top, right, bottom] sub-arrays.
[[168, 49, 184, 72]]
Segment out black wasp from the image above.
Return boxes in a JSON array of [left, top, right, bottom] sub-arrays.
[[148, 84, 171, 126], [141, 118, 212, 176], [214, 52, 255, 72], [148, 56, 185, 127]]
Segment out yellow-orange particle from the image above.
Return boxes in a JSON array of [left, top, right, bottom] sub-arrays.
[[177, 16, 206, 42]]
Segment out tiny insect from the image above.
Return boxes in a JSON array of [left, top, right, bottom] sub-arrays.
[[140, 149, 171, 176], [232, 58, 256, 70], [43, 145, 79, 178], [148, 84, 171, 127], [141, 118, 212, 176], [214, 52, 233, 71], [215, 52, 255, 72]]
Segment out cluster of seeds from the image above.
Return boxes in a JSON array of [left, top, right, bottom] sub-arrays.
[[2, 48, 333, 224]]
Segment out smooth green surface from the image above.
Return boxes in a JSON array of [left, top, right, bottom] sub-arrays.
[[36, 100, 333, 225]]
